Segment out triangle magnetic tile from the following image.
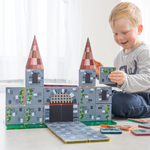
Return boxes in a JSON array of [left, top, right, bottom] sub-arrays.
[[26, 35, 44, 69]]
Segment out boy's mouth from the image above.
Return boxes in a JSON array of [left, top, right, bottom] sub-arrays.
[[121, 41, 128, 45]]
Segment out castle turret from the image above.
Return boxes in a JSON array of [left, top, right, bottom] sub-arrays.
[[25, 36, 44, 124], [80, 38, 96, 70], [79, 38, 96, 121], [26, 36, 44, 69], [5, 36, 44, 125], [79, 38, 96, 86], [79, 38, 112, 122]]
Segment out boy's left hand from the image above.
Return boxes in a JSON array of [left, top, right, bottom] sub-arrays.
[[109, 70, 126, 86]]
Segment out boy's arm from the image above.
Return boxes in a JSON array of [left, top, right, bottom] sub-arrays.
[[117, 50, 150, 93]]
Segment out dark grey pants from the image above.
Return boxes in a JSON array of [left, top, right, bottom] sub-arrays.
[[112, 90, 150, 118]]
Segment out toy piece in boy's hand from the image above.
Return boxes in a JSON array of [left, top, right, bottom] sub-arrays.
[[99, 67, 117, 87], [131, 129, 150, 136], [128, 118, 150, 123], [100, 124, 136, 131], [100, 127, 122, 134], [138, 123, 150, 129]]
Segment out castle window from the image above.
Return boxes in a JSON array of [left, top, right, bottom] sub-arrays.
[[32, 72, 38, 83], [85, 73, 90, 83]]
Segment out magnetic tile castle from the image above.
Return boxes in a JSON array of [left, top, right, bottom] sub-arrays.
[[5, 36, 112, 143]]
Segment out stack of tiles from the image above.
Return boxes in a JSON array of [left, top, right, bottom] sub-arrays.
[[79, 38, 112, 122], [95, 86, 112, 121], [6, 87, 25, 125], [25, 36, 44, 124], [5, 36, 44, 125]]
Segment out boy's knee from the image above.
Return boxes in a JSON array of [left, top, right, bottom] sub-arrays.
[[112, 92, 137, 117], [113, 92, 140, 107]]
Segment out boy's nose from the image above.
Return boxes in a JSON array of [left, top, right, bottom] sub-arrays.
[[118, 35, 124, 41]]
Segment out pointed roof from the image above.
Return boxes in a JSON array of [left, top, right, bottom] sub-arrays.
[[26, 36, 44, 69], [80, 38, 96, 69]]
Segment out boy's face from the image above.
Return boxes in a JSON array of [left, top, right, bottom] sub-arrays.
[[111, 17, 141, 52]]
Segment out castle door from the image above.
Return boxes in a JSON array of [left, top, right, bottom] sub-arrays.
[[50, 92, 73, 122]]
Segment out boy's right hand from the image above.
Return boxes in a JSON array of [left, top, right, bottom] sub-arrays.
[[94, 59, 103, 76]]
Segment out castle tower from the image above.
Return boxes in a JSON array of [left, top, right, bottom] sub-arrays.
[[79, 38, 112, 122], [79, 38, 96, 121], [5, 36, 44, 125], [79, 38, 96, 86], [25, 36, 44, 124]]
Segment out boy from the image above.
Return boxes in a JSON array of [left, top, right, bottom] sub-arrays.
[[94, 2, 150, 118]]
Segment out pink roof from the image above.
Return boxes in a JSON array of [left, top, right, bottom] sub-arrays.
[[26, 36, 44, 69], [80, 38, 96, 69]]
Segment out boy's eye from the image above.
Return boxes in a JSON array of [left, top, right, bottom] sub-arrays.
[[123, 32, 127, 34], [114, 33, 118, 35]]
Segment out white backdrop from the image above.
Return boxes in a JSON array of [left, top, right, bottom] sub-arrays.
[[1, 0, 150, 85], [0, 0, 82, 84]]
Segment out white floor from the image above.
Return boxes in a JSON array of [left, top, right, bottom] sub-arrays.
[[1, 92, 150, 150]]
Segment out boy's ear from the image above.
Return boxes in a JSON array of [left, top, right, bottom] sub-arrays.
[[138, 24, 143, 35]]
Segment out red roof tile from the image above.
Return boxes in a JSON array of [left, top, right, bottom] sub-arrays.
[[80, 38, 95, 69], [26, 36, 44, 69]]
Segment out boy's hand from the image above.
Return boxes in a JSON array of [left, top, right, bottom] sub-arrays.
[[94, 59, 103, 76], [109, 70, 126, 86]]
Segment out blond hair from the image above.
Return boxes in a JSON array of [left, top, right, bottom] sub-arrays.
[[109, 2, 142, 27]]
